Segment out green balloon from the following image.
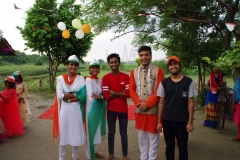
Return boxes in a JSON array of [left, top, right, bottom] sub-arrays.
[[72, 19, 82, 29]]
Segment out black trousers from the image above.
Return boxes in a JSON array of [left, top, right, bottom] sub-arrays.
[[107, 110, 128, 156], [163, 120, 189, 160]]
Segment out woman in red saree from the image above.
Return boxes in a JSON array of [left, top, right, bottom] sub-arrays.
[[0, 76, 25, 137], [203, 67, 223, 128]]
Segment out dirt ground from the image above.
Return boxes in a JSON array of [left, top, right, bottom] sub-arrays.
[[0, 93, 240, 160]]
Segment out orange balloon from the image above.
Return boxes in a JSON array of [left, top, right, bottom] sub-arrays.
[[62, 30, 70, 39], [82, 24, 91, 33]]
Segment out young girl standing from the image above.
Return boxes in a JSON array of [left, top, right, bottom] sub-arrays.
[[13, 71, 31, 125], [84, 59, 106, 160], [0, 76, 25, 137]]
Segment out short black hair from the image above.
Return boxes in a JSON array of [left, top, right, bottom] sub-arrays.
[[6, 82, 16, 89], [107, 53, 121, 63], [138, 46, 152, 55], [14, 75, 23, 82]]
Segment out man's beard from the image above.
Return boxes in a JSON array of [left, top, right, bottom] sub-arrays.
[[171, 71, 179, 75]]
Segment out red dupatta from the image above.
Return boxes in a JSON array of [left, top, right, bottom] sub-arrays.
[[210, 70, 222, 88]]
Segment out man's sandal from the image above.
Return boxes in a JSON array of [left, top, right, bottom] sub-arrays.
[[230, 137, 240, 141]]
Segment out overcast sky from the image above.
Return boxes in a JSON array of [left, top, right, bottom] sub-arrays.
[[0, 0, 166, 62]]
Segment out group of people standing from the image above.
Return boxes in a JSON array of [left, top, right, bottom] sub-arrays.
[[0, 71, 31, 142], [54, 45, 197, 160], [203, 66, 240, 141], [53, 55, 106, 160]]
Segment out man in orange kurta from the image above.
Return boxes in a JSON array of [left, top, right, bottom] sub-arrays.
[[129, 46, 164, 160]]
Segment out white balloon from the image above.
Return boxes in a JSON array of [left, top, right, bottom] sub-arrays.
[[57, 22, 66, 31], [75, 29, 84, 39]]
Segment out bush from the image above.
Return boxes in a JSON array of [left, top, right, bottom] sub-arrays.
[[196, 85, 207, 108], [152, 60, 168, 73], [124, 64, 137, 71], [35, 59, 44, 66], [120, 62, 125, 70], [101, 63, 109, 70]]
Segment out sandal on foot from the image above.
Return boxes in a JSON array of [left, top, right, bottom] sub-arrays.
[[230, 137, 240, 141]]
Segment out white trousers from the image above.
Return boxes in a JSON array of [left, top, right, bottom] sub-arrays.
[[59, 145, 78, 160], [84, 143, 98, 159], [138, 129, 159, 160]]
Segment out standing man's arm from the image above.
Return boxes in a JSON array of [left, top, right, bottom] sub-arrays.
[[186, 81, 197, 132], [102, 75, 116, 100], [109, 90, 126, 98], [124, 75, 130, 98], [157, 82, 165, 132], [129, 70, 142, 106], [109, 74, 130, 98], [186, 97, 194, 132], [157, 97, 164, 132], [145, 68, 165, 108]]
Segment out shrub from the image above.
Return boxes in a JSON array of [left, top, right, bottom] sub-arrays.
[[101, 63, 109, 70], [120, 62, 125, 70], [196, 85, 207, 108], [35, 59, 44, 66], [152, 60, 168, 73]]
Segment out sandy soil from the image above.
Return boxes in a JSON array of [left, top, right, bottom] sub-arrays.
[[0, 93, 240, 160]]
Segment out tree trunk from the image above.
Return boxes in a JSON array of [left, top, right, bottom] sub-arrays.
[[48, 58, 54, 91], [197, 62, 202, 94], [203, 62, 206, 85], [48, 56, 58, 91], [224, 30, 231, 50]]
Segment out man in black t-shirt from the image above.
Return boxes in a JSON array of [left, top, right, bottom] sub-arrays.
[[157, 56, 197, 160]]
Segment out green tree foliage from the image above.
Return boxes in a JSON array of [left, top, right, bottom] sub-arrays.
[[98, 59, 105, 64], [81, 1, 228, 47], [160, 20, 225, 89], [152, 60, 168, 73], [27, 54, 48, 63], [135, 58, 140, 66], [17, 0, 94, 90], [1, 51, 28, 65], [119, 62, 125, 70], [214, 41, 240, 81], [81, 0, 235, 91], [35, 58, 44, 66], [101, 63, 109, 70]]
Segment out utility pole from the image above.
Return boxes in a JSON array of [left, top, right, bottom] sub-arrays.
[[122, 43, 128, 62], [128, 45, 138, 63]]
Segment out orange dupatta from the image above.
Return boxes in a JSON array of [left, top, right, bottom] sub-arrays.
[[62, 74, 77, 85], [52, 74, 80, 142], [52, 96, 59, 142]]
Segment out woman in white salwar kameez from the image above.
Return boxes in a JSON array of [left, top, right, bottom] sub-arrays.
[[84, 59, 106, 160], [56, 55, 86, 160]]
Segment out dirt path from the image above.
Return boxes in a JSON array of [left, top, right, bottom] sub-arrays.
[[0, 93, 240, 160]]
